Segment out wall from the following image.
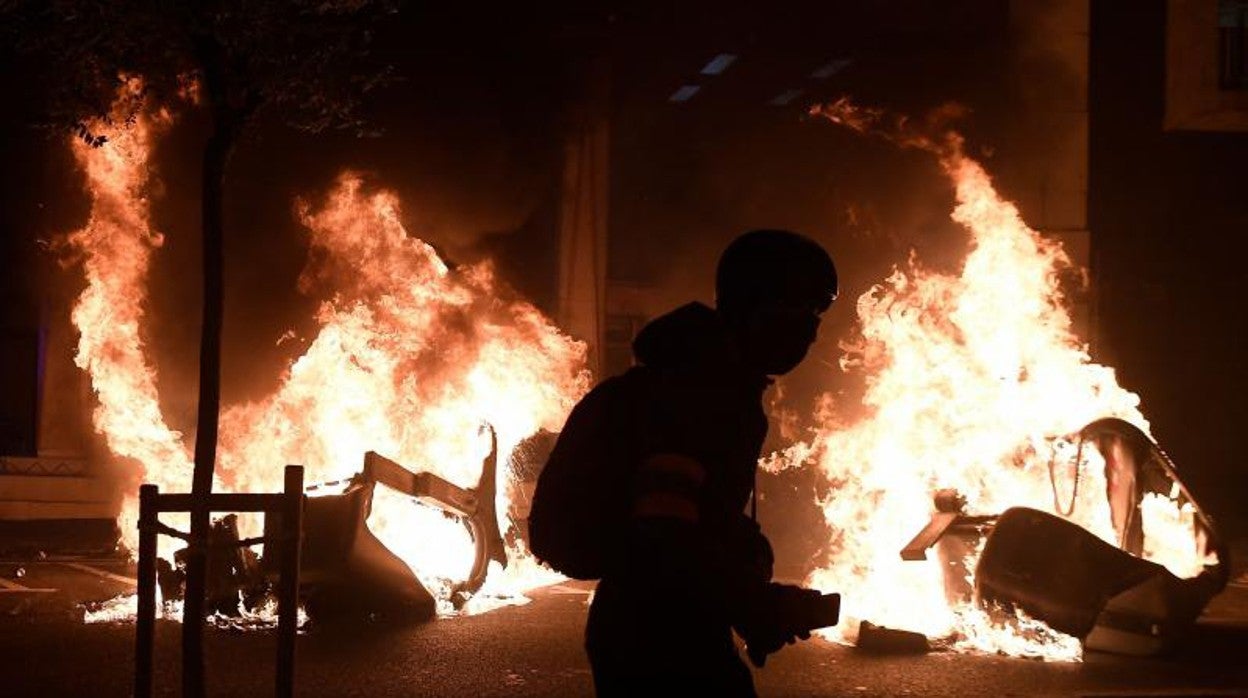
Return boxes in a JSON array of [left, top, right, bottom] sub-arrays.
[[1090, 1, 1248, 535]]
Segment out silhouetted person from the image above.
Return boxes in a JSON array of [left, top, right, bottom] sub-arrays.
[[536, 230, 839, 696]]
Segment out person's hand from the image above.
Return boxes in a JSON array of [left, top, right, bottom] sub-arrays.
[[738, 584, 821, 667], [744, 626, 805, 668]]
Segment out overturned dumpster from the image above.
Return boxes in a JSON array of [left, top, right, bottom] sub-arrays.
[[903, 418, 1229, 655], [268, 427, 508, 622]]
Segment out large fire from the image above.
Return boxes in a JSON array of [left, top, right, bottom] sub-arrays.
[[64, 77, 196, 553], [784, 99, 1213, 660], [67, 81, 589, 614], [68, 82, 1210, 657]]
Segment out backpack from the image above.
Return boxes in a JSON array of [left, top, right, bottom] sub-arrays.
[[528, 373, 643, 580]]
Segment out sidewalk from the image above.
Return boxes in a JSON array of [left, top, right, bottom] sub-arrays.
[[0, 518, 121, 557]]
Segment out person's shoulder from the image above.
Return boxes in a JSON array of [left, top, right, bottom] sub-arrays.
[[570, 368, 650, 412], [592, 366, 659, 403], [585, 368, 641, 395]]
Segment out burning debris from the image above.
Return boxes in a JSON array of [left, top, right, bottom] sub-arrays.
[[769, 100, 1228, 661], [147, 426, 508, 623], [65, 81, 589, 621], [154, 514, 268, 617], [294, 426, 508, 621], [855, 621, 930, 655], [972, 418, 1227, 656], [895, 419, 1226, 656]]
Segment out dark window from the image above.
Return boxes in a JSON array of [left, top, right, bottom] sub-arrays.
[[0, 330, 40, 456], [1220, 0, 1248, 89]]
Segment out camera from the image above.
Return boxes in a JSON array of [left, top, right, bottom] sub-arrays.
[[793, 591, 841, 632]]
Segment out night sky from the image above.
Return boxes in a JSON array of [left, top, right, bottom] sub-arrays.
[[1, 2, 1245, 539]]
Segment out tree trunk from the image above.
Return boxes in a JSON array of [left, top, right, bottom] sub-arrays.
[[182, 36, 246, 697], [181, 118, 233, 698]]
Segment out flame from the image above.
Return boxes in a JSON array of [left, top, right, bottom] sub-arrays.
[[66, 83, 589, 614], [217, 173, 589, 605], [64, 77, 194, 558], [793, 100, 1207, 660], [1139, 490, 1218, 579]]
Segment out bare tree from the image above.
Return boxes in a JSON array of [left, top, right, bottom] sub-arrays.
[[3, 1, 397, 694]]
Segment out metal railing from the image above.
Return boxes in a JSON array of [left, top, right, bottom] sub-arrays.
[[134, 465, 304, 698]]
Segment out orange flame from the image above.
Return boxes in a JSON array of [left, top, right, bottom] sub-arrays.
[[794, 100, 1203, 660], [67, 83, 589, 612], [217, 173, 590, 602], [65, 77, 194, 556]]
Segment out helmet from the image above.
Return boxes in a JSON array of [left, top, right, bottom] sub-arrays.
[[715, 229, 838, 315]]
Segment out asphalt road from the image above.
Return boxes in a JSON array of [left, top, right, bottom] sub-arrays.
[[1, 557, 1247, 697]]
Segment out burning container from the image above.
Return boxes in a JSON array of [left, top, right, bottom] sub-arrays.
[[904, 418, 1228, 655]]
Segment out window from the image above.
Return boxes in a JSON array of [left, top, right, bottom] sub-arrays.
[[1220, 0, 1248, 89], [1165, 0, 1248, 130]]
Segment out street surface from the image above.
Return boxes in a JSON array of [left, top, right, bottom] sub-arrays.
[[1, 555, 1246, 697]]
